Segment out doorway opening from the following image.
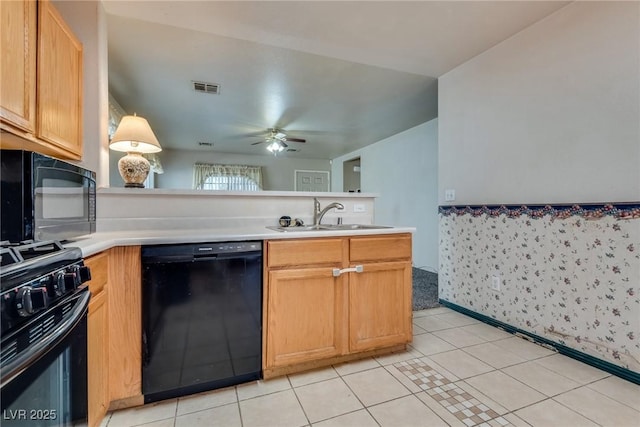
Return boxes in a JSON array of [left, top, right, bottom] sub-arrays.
[[342, 157, 361, 192]]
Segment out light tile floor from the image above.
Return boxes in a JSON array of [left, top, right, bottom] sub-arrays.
[[102, 307, 640, 427]]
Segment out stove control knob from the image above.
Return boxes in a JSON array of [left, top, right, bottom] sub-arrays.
[[50, 273, 64, 297], [74, 265, 92, 284], [15, 286, 48, 317], [56, 271, 78, 293]]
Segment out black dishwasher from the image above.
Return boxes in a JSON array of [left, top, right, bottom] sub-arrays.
[[141, 241, 262, 403]]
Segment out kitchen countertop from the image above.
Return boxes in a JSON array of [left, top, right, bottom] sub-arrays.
[[68, 225, 416, 257]]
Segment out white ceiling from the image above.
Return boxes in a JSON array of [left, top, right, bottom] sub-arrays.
[[104, 1, 569, 159]]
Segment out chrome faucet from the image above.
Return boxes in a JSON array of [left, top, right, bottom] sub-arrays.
[[313, 197, 344, 226]]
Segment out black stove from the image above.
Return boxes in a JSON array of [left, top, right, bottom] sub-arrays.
[[1, 239, 91, 425], [0, 240, 91, 336]]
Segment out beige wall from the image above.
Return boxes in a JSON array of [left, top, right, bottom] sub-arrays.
[[438, 1, 640, 205]]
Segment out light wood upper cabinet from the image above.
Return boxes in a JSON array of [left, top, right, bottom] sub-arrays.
[[0, 0, 83, 160], [0, 0, 37, 133], [36, 0, 82, 156]]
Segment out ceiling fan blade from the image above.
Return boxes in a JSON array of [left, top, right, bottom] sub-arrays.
[[251, 140, 265, 145], [285, 137, 306, 143], [281, 141, 289, 148]]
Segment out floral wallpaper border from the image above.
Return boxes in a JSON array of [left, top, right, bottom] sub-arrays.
[[439, 201, 640, 373], [439, 202, 640, 220]]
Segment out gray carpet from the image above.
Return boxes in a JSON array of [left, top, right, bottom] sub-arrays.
[[412, 268, 439, 311]]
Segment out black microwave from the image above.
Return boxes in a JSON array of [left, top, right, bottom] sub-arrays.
[[1, 150, 96, 242]]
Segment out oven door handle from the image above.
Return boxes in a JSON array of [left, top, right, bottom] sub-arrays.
[[0, 290, 90, 388]]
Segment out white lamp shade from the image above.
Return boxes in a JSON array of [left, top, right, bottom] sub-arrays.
[[110, 115, 162, 153]]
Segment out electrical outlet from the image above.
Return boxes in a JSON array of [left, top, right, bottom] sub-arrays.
[[444, 189, 456, 202], [491, 274, 501, 291], [353, 203, 366, 213]]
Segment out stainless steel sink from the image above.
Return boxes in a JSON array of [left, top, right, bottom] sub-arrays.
[[266, 225, 325, 232], [266, 224, 392, 232], [321, 224, 392, 230]]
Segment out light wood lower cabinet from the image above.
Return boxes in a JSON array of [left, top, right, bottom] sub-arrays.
[[108, 246, 142, 409], [264, 234, 412, 377], [266, 267, 346, 367], [84, 252, 109, 427], [87, 288, 108, 427], [84, 246, 142, 426], [349, 261, 412, 352]]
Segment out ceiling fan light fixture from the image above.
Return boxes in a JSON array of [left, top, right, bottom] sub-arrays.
[[266, 139, 285, 153]]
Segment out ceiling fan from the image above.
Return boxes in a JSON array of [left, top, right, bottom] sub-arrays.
[[251, 128, 306, 153]]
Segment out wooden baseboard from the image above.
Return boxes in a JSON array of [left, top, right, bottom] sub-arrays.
[[263, 344, 406, 379], [108, 395, 144, 412]]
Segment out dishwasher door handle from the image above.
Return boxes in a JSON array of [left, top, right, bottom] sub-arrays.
[[332, 265, 364, 277], [193, 255, 218, 262]]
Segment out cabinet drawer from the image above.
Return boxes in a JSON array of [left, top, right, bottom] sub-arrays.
[[350, 234, 412, 262], [84, 252, 108, 296], [267, 238, 344, 267]]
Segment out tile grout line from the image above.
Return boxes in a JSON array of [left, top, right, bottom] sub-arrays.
[[332, 373, 383, 427], [288, 373, 313, 427], [235, 384, 245, 427]]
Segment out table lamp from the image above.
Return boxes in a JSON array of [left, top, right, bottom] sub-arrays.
[[109, 114, 162, 188]]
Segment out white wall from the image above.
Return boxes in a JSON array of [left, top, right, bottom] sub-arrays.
[[332, 119, 439, 272], [138, 149, 331, 191], [53, 0, 110, 186], [439, 1, 640, 205]]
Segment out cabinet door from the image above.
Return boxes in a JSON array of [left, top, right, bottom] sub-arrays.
[[88, 289, 109, 427], [348, 261, 412, 352], [0, 0, 37, 132], [37, 0, 83, 157], [266, 267, 345, 368]]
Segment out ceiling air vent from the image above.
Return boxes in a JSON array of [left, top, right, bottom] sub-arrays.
[[198, 141, 214, 147], [192, 81, 220, 95]]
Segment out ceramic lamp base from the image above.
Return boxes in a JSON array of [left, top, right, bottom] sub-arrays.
[[118, 152, 150, 188]]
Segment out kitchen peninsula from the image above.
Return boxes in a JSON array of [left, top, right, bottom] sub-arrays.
[[75, 189, 415, 426]]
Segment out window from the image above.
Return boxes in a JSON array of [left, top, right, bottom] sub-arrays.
[[193, 163, 263, 191], [201, 175, 260, 191]]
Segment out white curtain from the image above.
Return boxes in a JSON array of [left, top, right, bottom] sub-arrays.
[[193, 163, 263, 190]]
